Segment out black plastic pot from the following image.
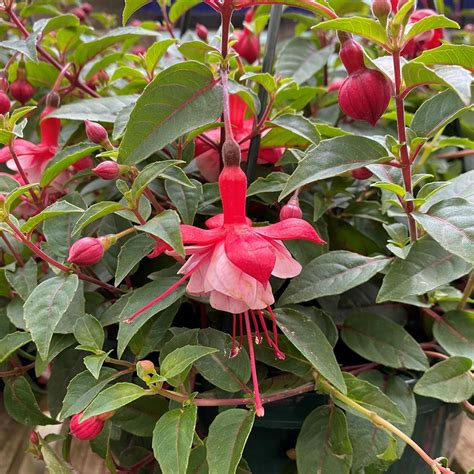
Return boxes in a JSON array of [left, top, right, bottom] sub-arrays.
[[243, 393, 463, 474]]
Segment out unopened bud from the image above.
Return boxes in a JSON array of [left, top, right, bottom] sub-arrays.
[[339, 39, 365, 75], [280, 196, 302, 220], [82, 2, 93, 14], [10, 78, 35, 105], [92, 161, 121, 180], [328, 78, 345, 93], [0, 75, 8, 92], [70, 413, 105, 441], [67, 237, 105, 266], [138, 360, 155, 372], [85, 120, 112, 149], [372, 0, 391, 24], [195, 23, 208, 41], [131, 46, 146, 56], [46, 91, 60, 108], [222, 139, 241, 167], [352, 167, 374, 180], [0, 92, 11, 115], [71, 7, 86, 21], [30, 431, 39, 445]]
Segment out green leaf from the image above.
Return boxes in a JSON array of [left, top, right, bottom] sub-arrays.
[[136, 210, 184, 257], [130, 160, 182, 203], [0, 174, 19, 193], [153, 405, 197, 474], [145, 39, 178, 71], [4, 184, 39, 213], [246, 172, 289, 197], [240, 72, 277, 93], [312, 17, 387, 46], [0, 331, 32, 363], [5, 258, 37, 301], [74, 314, 104, 351], [21, 201, 84, 233], [275, 39, 333, 85], [119, 62, 223, 165], [24, 275, 80, 359], [166, 179, 203, 224], [84, 352, 110, 380], [275, 308, 346, 394], [41, 143, 100, 187], [59, 368, 118, 420], [82, 382, 147, 420], [410, 89, 471, 138], [404, 15, 459, 42], [280, 136, 389, 199], [377, 237, 472, 303], [296, 406, 352, 474], [338, 373, 406, 423], [39, 439, 75, 474], [4, 377, 59, 426], [433, 311, 474, 362], [263, 114, 320, 147], [280, 251, 389, 305], [73, 27, 158, 65], [0, 38, 37, 61], [123, 0, 152, 25], [413, 198, 474, 264], [72, 201, 125, 235], [414, 356, 473, 403], [193, 328, 250, 393], [341, 312, 428, 370], [207, 409, 255, 474], [160, 345, 218, 380], [169, 0, 202, 22], [115, 234, 156, 286], [414, 44, 474, 70], [48, 96, 137, 123], [33, 14, 79, 35], [187, 446, 208, 474]]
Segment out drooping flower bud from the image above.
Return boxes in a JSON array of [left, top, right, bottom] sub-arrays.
[[67, 237, 105, 266], [71, 7, 86, 21], [0, 75, 8, 92], [328, 78, 345, 93], [280, 195, 303, 220], [10, 78, 35, 105], [85, 120, 111, 148], [45, 91, 60, 108], [73, 156, 93, 170], [372, 0, 391, 24], [131, 46, 146, 56], [131, 19, 142, 27], [92, 161, 121, 180], [30, 431, 39, 445], [352, 167, 374, 180], [338, 39, 391, 127], [0, 92, 10, 115], [222, 139, 241, 167], [234, 25, 259, 64], [70, 413, 105, 441], [82, 2, 93, 14], [195, 23, 208, 41], [138, 360, 155, 372]]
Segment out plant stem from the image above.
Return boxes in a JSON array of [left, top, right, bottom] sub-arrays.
[[318, 377, 450, 474], [392, 50, 418, 242], [105, 357, 135, 368], [459, 270, 474, 310], [0, 361, 35, 377], [5, 5, 99, 98], [6, 219, 123, 294], [0, 231, 24, 265]]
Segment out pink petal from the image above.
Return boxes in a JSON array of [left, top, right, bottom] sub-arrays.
[[270, 240, 302, 278], [209, 290, 249, 314], [205, 214, 252, 229], [224, 229, 276, 284], [254, 218, 326, 244], [180, 225, 224, 245]]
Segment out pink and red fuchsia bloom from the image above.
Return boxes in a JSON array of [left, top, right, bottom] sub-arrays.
[[233, 9, 260, 64], [70, 412, 113, 441], [194, 94, 283, 181], [127, 154, 325, 416], [402, 9, 444, 58]]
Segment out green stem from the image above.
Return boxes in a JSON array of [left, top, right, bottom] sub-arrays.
[[459, 270, 474, 310], [318, 377, 450, 474]]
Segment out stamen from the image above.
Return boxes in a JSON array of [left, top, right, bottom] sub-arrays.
[[256, 309, 276, 349], [239, 313, 243, 350], [230, 313, 240, 358], [125, 266, 199, 323], [258, 309, 286, 361], [243, 311, 264, 417], [267, 306, 280, 347], [249, 310, 262, 344]]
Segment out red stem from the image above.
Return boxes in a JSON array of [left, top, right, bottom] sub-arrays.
[[0, 231, 24, 265]]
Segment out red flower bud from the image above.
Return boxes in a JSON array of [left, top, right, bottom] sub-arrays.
[[30, 431, 39, 445], [70, 413, 105, 441], [338, 68, 391, 126], [0, 92, 10, 115], [71, 7, 86, 21], [10, 78, 35, 105], [402, 9, 443, 58], [85, 120, 108, 145], [92, 161, 120, 180], [390, 0, 399, 11], [82, 2, 93, 14], [372, 0, 391, 21], [234, 29, 259, 64], [73, 156, 93, 170], [328, 78, 345, 93], [0, 76, 8, 92], [244, 8, 255, 23], [138, 360, 155, 372], [280, 196, 302, 220], [339, 39, 365, 75], [131, 20, 142, 27], [132, 46, 146, 56], [67, 237, 105, 266], [352, 167, 374, 180], [195, 23, 208, 41]]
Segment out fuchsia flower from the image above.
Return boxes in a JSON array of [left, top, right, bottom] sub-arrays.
[[70, 411, 113, 440], [0, 105, 62, 188], [402, 9, 444, 58], [195, 94, 283, 181], [233, 9, 260, 64], [127, 144, 325, 416]]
